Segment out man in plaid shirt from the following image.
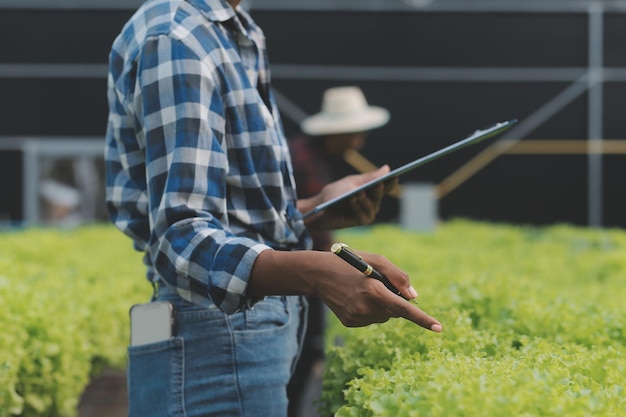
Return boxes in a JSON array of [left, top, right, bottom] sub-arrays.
[[105, 0, 442, 415]]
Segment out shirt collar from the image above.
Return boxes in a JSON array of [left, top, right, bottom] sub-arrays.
[[186, 0, 257, 39], [186, 0, 238, 23]]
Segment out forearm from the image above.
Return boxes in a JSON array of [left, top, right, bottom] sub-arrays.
[[246, 249, 329, 297], [247, 247, 443, 332]]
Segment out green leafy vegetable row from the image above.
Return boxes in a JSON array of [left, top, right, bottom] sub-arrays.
[[2, 220, 625, 417], [322, 220, 626, 417], [0, 225, 149, 417]]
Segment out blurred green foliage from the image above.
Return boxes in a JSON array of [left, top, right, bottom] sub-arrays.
[[0, 225, 149, 417]]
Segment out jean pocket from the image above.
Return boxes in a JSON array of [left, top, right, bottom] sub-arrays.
[[127, 337, 184, 417], [235, 296, 291, 337]]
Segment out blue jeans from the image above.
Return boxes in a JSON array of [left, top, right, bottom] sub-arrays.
[[127, 284, 308, 417]]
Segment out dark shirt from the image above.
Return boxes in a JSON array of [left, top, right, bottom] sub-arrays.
[[289, 134, 345, 251]]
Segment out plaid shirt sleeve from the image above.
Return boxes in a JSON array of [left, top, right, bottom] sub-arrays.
[[105, 1, 300, 314]]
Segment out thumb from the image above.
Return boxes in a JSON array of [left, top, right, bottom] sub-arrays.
[[362, 165, 390, 181]]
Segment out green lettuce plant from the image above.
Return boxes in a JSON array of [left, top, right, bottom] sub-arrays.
[[0, 225, 149, 417], [2, 220, 625, 417], [321, 220, 626, 417]]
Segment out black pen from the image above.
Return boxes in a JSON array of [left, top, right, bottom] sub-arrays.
[[331, 242, 407, 300]]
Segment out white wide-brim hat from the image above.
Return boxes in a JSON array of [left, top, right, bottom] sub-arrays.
[[39, 179, 80, 208], [300, 86, 390, 136]]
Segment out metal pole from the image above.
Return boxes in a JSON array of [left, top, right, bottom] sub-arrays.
[[22, 141, 40, 225], [587, 3, 604, 227]]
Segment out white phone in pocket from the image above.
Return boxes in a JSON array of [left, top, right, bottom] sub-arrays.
[[129, 301, 176, 346]]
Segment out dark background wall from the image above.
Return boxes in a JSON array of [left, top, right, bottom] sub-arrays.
[[252, 4, 626, 227], [1, 0, 624, 227]]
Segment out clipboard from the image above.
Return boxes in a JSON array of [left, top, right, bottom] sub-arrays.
[[301, 119, 518, 219]]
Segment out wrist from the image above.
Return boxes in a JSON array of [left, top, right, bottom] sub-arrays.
[[248, 249, 329, 297]]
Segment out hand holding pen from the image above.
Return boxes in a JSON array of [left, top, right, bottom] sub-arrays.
[[331, 242, 409, 300], [330, 242, 442, 332]]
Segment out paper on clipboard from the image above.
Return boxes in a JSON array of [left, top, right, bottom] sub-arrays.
[[301, 119, 518, 219]]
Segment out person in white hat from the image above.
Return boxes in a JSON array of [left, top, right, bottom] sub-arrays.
[[39, 178, 82, 226], [290, 86, 390, 250], [287, 86, 390, 415]]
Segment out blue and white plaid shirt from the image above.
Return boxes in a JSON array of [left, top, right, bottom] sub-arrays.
[[105, 0, 310, 314]]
